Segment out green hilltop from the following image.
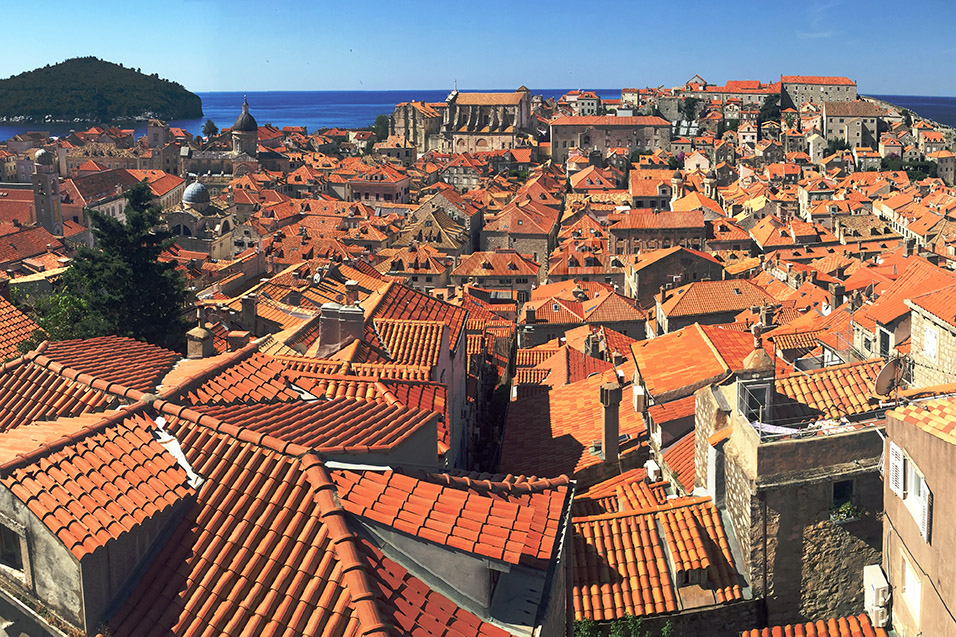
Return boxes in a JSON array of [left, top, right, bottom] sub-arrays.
[[0, 57, 203, 123]]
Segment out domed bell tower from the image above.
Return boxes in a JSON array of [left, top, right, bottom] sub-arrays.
[[231, 96, 258, 157]]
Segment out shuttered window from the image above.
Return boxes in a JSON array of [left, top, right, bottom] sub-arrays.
[[888, 441, 906, 497]]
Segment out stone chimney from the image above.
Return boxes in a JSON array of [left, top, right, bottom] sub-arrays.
[[318, 302, 342, 356], [601, 382, 623, 464], [338, 304, 365, 347], [525, 306, 536, 323], [829, 283, 845, 309], [227, 330, 253, 351], [585, 332, 602, 359], [186, 325, 214, 359], [240, 294, 258, 334], [611, 350, 624, 366], [345, 280, 360, 306]]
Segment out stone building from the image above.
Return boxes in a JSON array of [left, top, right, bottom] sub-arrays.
[[905, 284, 956, 387], [180, 98, 259, 177], [608, 209, 706, 255], [162, 181, 237, 260], [822, 101, 884, 148], [780, 76, 858, 109], [693, 347, 885, 626], [549, 115, 671, 164], [624, 246, 726, 307], [31, 150, 63, 236], [389, 101, 444, 155], [436, 87, 532, 154]]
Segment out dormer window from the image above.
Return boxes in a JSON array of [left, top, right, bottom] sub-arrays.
[[553, 303, 560, 312]]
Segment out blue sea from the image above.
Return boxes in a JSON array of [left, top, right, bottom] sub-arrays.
[[0, 90, 953, 141], [0, 89, 620, 141]]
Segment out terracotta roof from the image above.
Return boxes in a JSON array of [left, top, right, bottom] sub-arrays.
[[889, 396, 956, 445], [572, 496, 742, 622], [43, 336, 180, 394], [662, 433, 696, 493], [740, 614, 886, 637], [375, 319, 444, 368], [907, 283, 956, 329], [102, 410, 390, 636], [781, 75, 855, 86], [174, 351, 301, 405], [454, 92, 524, 106], [774, 359, 882, 423], [610, 210, 705, 231], [332, 468, 536, 566], [193, 397, 438, 456], [657, 279, 774, 319], [0, 409, 194, 559], [630, 324, 755, 401], [500, 371, 645, 478], [551, 115, 670, 127], [0, 295, 39, 361], [369, 282, 468, 353], [572, 468, 667, 517]]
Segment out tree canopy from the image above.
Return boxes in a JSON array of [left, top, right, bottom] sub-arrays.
[[202, 119, 219, 137], [758, 94, 780, 123], [680, 97, 700, 121], [0, 57, 202, 122], [16, 181, 190, 352], [372, 114, 389, 141]]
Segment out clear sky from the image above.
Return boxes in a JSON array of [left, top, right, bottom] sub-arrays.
[[4, 0, 955, 95]]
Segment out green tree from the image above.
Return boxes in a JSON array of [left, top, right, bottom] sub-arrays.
[[21, 181, 189, 351], [901, 108, 913, 127], [202, 119, 219, 137], [680, 96, 700, 121], [758, 94, 780, 123], [372, 114, 390, 141], [826, 138, 851, 155], [725, 118, 740, 132]]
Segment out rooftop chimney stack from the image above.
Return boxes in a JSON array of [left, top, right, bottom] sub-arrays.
[[317, 302, 342, 357], [601, 382, 623, 465], [227, 330, 253, 351], [240, 294, 258, 335], [345, 280, 360, 306], [338, 304, 365, 348]]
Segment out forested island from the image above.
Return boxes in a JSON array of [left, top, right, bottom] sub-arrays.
[[0, 57, 202, 123]]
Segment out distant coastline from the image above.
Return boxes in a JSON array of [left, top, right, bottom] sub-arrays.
[[1, 89, 955, 142]]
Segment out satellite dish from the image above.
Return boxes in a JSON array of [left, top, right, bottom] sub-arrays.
[[874, 358, 900, 396]]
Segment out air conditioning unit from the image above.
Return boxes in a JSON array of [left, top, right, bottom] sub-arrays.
[[645, 459, 662, 482], [865, 603, 888, 628], [864, 564, 891, 608]]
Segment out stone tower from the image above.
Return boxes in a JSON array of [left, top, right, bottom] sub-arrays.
[[231, 96, 258, 157], [32, 149, 63, 236]]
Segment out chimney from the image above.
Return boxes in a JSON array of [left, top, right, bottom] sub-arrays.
[[227, 330, 253, 351], [525, 306, 536, 323], [829, 283, 845, 309], [186, 326, 214, 359], [600, 382, 623, 464], [585, 333, 602, 359], [240, 294, 258, 334], [338, 304, 365, 346], [318, 303, 342, 355], [345, 279, 360, 306], [611, 350, 624, 366], [759, 304, 774, 328]]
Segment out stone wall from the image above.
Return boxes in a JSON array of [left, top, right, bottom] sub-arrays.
[[752, 470, 882, 625], [909, 307, 956, 387], [588, 599, 760, 637]]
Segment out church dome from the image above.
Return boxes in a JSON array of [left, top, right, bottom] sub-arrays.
[[232, 96, 258, 133], [183, 181, 210, 206], [35, 149, 54, 165]]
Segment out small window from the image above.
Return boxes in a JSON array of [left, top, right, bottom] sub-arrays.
[[0, 524, 22, 571], [832, 480, 853, 508]]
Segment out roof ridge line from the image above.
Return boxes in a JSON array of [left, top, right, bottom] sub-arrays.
[[301, 454, 391, 636], [154, 399, 310, 458], [571, 495, 713, 522], [0, 401, 144, 476], [695, 323, 732, 375], [27, 352, 146, 402], [158, 342, 260, 401]]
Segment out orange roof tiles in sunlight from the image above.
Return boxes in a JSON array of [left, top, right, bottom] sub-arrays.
[[740, 613, 886, 637]]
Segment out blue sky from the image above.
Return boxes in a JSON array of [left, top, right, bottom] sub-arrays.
[[4, 0, 955, 94]]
